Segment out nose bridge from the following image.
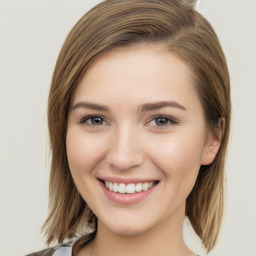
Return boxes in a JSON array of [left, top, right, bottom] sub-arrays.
[[106, 123, 143, 170]]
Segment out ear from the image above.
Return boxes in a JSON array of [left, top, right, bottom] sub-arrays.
[[201, 118, 225, 165]]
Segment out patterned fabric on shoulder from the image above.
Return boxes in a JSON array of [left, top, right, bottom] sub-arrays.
[[26, 241, 73, 256]]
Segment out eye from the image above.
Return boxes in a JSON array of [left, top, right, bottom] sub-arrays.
[[80, 116, 108, 126], [148, 115, 177, 128]]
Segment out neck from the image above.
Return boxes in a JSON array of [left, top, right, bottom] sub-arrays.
[[81, 203, 195, 256]]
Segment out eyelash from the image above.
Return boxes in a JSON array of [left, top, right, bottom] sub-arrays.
[[80, 115, 109, 127], [80, 115, 178, 129], [146, 115, 178, 129]]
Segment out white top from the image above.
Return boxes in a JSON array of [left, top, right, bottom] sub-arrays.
[[52, 246, 72, 256]]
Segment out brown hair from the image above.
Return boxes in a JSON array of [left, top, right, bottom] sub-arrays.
[[43, 0, 231, 253]]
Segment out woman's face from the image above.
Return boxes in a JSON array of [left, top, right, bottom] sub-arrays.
[[66, 45, 219, 236]]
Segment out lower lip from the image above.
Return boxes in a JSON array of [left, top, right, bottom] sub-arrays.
[[98, 180, 158, 205]]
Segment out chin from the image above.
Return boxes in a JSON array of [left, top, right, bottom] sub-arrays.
[[109, 224, 150, 237], [98, 214, 158, 237]]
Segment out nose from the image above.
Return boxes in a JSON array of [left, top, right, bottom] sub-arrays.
[[106, 125, 144, 171]]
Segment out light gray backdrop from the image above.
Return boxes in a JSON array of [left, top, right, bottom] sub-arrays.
[[0, 0, 255, 255]]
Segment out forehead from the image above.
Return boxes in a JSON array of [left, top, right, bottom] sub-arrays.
[[72, 44, 199, 110]]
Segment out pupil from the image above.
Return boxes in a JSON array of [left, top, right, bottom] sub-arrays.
[[92, 117, 102, 125], [156, 117, 168, 126]]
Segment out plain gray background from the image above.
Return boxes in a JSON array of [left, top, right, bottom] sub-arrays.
[[0, 0, 256, 255]]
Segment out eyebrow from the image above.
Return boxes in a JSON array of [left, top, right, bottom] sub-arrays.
[[72, 100, 187, 112], [72, 102, 109, 111], [139, 101, 187, 112]]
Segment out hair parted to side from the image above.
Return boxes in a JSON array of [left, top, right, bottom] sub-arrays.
[[44, 0, 230, 253]]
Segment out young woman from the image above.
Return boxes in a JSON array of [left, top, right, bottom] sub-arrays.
[[28, 0, 231, 255]]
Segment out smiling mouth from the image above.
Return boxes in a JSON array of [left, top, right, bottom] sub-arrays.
[[99, 180, 159, 194]]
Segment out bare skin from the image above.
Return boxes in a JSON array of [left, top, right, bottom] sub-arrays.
[[78, 203, 194, 256], [67, 44, 221, 256]]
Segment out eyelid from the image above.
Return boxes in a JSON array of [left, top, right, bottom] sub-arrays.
[[146, 114, 178, 128], [79, 114, 178, 129], [80, 115, 110, 126]]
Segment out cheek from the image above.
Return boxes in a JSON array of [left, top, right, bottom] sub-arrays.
[[146, 129, 205, 189], [66, 130, 106, 176]]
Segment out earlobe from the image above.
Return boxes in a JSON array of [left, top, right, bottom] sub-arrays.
[[201, 118, 225, 166]]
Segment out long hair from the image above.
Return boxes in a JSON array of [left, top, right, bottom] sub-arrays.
[[43, 0, 231, 253]]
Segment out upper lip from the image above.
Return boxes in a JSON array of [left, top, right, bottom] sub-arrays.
[[98, 177, 158, 185]]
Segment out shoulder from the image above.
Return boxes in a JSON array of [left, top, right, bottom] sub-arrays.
[[26, 241, 73, 256], [26, 234, 95, 256]]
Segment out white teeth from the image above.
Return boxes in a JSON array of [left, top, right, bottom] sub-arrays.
[[126, 184, 136, 194], [109, 182, 113, 191], [104, 181, 156, 194], [142, 183, 149, 191], [113, 183, 119, 192], [135, 183, 142, 192], [118, 183, 126, 194]]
